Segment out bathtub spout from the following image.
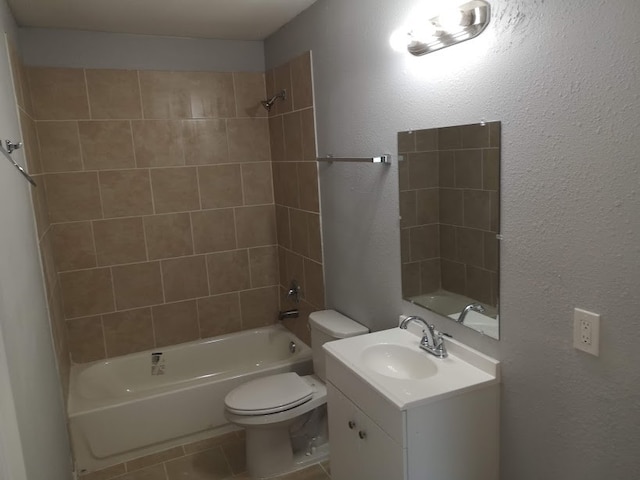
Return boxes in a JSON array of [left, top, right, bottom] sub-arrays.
[[278, 309, 299, 321]]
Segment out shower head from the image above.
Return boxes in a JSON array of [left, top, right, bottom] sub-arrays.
[[261, 89, 287, 111]]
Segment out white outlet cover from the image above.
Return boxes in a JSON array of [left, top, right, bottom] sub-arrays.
[[573, 308, 600, 356]]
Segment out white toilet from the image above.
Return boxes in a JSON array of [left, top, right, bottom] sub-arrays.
[[224, 310, 368, 479]]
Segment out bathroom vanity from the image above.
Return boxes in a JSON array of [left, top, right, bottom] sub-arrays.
[[324, 323, 500, 480]]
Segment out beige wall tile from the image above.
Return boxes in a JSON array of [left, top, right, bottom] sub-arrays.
[[297, 162, 319, 212], [416, 188, 439, 225], [186, 72, 236, 119], [165, 449, 231, 480], [116, 464, 167, 480], [79, 121, 135, 170], [112, 261, 164, 310], [454, 149, 482, 189], [132, 120, 184, 167], [240, 286, 279, 328], [300, 108, 317, 162], [291, 52, 313, 110], [241, 162, 273, 205], [438, 126, 462, 150], [398, 131, 416, 154], [28, 67, 89, 120], [466, 265, 493, 305], [7, 41, 24, 109], [31, 180, 50, 236], [183, 119, 228, 165], [233, 72, 267, 118], [93, 217, 147, 266], [86, 69, 142, 120], [402, 262, 421, 298], [283, 250, 304, 292], [100, 169, 153, 218], [227, 118, 270, 162], [235, 205, 277, 248], [37, 121, 82, 173], [125, 446, 184, 473], [279, 161, 300, 208], [197, 293, 242, 338], [483, 148, 500, 191], [150, 167, 200, 213], [489, 121, 501, 148], [78, 462, 125, 480], [303, 259, 325, 308], [441, 259, 466, 296], [197, 164, 243, 209], [249, 246, 279, 288], [139, 71, 191, 119], [19, 110, 42, 174], [408, 152, 439, 189], [45, 172, 102, 222], [191, 209, 236, 254], [51, 222, 97, 271], [400, 228, 410, 263], [399, 191, 417, 229], [278, 247, 288, 287], [420, 259, 441, 294], [461, 123, 490, 149], [265, 68, 275, 112], [398, 156, 409, 190], [39, 229, 57, 294], [307, 212, 322, 263], [60, 268, 114, 318], [152, 300, 199, 347], [144, 213, 193, 260], [439, 151, 455, 187], [289, 208, 309, 257], [283, 111, 302, 162], [439, 224, 457, 261], [273, 63, 293, 115], [18, 60, 34, 116], [268, 116, 285, 162], [206, 250, 250, 295], [463, 190, 492, 231], [439, 188, 463, 226], [275, 205, 291, 249], [161, 256, 209, 302], [66, 316, 106, 363], [490, 191, 500, 233], [103, 308, 154, 357], [415, 128, 438, 152], [456, 227, 484, 268], [484, 231, 499, 272], [409, 225, 440, 261]]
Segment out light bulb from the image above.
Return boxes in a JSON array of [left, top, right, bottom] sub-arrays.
[[389, 28, 411, 53], [411, 22, 437, 43], [439, 7, 475, 31]]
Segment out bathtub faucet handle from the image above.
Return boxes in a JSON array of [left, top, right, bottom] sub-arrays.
[[287, 280, 301, 304]]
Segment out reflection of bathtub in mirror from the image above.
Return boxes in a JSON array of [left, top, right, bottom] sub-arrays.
[[408, 289, 499, 339]]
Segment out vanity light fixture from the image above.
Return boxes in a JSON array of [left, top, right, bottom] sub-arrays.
[[393, 0, 491, 56]]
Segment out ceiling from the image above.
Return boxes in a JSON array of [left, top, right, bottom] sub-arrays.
[[7, 0, 318, 40]]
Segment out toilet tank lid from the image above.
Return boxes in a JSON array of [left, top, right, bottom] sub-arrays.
[[308, 310, 369, 338]]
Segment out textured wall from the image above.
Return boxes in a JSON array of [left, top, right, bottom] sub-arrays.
[[266, 0, 640, 478], [19, 27, 265, 72]]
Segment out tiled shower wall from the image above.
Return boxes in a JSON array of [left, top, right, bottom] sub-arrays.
[[267, 52, 324, 345], [20, 51, 321, 366], [9, 43, 72, 396], [399, 122, 500, 307]]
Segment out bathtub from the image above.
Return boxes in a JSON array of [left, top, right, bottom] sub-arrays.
[[68, 324, 313, 473]]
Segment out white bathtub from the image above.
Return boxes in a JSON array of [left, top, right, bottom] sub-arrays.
[[68, 324, 312, 473]]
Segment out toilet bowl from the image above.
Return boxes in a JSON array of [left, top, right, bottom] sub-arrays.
[[224, 310, 368, 479]]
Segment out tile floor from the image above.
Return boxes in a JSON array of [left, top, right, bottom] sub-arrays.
[[79, 430, 331, 480]]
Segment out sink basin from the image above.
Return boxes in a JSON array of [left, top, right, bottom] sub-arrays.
[[361, 344, 438, 380], [324, 322, 500, 410]]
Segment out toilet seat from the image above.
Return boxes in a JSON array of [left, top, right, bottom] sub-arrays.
[[225, 372, 313, 416]]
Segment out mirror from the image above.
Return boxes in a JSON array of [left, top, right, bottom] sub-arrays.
[[398, 122, 500, 339]]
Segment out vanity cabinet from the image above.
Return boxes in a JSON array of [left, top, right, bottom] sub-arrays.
[[327, 384, 404, 480], [324, 328, 500, 480]]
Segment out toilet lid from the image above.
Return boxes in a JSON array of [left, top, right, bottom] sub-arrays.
[[225, 373, 313, 416]]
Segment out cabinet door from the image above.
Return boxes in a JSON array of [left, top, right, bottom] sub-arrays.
[[328, 383, 405, 480]]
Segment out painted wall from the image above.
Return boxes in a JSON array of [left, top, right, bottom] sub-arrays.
[[265, 0, 640, 478], [0, 2, 73, 480], [19, 27, 265, 72]]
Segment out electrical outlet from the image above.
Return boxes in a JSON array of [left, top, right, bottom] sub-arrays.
[[573, 308, 600, 356]]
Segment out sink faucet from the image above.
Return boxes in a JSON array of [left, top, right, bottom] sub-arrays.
[[399, 316, 448, 359], [457, 303, 485, 324]]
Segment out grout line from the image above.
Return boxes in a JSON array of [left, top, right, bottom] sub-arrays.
[[136, 70, 145, 120], [83, 69, 92, 120], [239, 163, 247, 206], [148, 169, 157, 215], [194, 165, 203, 211], [149, 302, 158, 348]]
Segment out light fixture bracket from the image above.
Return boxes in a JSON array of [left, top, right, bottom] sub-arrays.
[[407, 0, 491, 56]]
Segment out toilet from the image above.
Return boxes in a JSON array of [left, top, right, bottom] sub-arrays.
[[224, 310, 368, 479]]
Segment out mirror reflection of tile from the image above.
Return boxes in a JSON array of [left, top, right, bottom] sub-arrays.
[[398, 122, 500, 338]]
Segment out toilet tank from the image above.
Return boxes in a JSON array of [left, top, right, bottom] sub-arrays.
[[308, 310, 369, 381]]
